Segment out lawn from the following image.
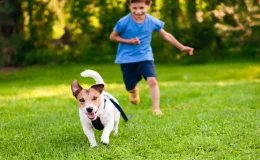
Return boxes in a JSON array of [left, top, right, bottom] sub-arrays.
[[0, 62, 260, 159]]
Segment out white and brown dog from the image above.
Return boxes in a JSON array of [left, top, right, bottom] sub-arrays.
[[71, 70, 120, 147]]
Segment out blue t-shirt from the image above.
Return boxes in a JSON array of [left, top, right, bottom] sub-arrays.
[[113, 13, 165, 64]]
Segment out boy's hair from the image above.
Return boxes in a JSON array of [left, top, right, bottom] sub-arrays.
[[127, 0, 151, 5]]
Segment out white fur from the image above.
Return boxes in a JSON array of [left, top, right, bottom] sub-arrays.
[[77, 70, 120, 147]]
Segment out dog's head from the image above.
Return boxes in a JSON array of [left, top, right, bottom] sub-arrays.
[[71, 80, 104, 120]]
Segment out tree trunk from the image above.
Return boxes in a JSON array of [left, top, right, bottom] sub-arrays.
[[0, 0, 23, 66], [186, 0, 197, 26]]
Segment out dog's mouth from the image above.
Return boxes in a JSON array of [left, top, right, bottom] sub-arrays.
[[87, 112, 96, 120]]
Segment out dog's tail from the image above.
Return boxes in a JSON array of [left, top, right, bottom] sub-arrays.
[[80, 70, 105, 84]]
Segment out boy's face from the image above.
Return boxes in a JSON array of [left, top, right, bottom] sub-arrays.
[[129, 2, 151, 21]]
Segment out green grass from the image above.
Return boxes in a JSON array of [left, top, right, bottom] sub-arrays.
[[0, 62, 260, 159]]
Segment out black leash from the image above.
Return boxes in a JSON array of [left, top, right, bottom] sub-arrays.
[[108, 98, 131, 122], [105, 95, 131, 122]]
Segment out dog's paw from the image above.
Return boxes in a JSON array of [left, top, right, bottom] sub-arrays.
[[113, 131, 118, 136], [90, 142, 98, 147], [101, 136, 110, 145], [89, 141, 98, 148], [90, 144, 98, 148]]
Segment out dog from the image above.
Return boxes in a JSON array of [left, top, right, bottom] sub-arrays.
[[71, 70, 121, 147]]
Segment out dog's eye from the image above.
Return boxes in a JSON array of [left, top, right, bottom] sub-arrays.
[[92, 96, 97, 100], [79, 98, 85, 102]]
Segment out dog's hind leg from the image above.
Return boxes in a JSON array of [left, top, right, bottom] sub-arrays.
[[113, 110, 120, 136], [113, 120, 119, 136]]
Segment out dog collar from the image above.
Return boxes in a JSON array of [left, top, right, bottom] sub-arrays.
[[91, 99, 106, 130]]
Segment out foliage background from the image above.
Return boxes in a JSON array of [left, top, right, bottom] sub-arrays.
[[0, 0, 259, 66]]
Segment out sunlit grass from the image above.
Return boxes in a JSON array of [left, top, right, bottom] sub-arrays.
[[0, 62, 259, 159], [0, 85, 69, 100]]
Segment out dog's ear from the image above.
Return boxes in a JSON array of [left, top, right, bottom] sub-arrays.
[[91, 84, 104, 94], [71, 80, 83, 98]]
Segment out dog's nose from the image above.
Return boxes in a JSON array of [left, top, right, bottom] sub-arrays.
[[86, 108, 93, 113]]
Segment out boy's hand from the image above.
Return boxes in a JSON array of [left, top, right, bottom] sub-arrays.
[[129, 37, 140, 45], [180, 46, 194, 56]]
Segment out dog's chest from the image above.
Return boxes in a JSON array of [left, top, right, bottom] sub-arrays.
[[91, 105, 111, 130]]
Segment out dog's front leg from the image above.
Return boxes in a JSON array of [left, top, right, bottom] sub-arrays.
[[101, 121, 114, 145], [82, 125, 97, 147]]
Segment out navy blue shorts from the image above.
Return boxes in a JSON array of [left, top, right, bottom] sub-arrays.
[[120, 60, 156, 91]]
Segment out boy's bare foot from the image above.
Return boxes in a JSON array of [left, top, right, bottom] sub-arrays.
[[152, 109, 163, 115], [129, 86, 140, 105]]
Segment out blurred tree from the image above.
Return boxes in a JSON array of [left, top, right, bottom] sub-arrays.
[[23, 0, 62, 65], [152, 0, 182, 63], [0, 0, 259, 66], [211, 0, 260, 58], [186, 0, 223, 63], [0, 0, 23, 66]]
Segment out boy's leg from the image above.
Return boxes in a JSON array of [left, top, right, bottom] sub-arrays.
[[120, 63, 141, 104], [140, 61, 163, 115], [128, 85, 140, 105], [147, 77, 163, 115]]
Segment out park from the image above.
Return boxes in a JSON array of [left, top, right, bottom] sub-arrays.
[[0, 0, 259, 159]]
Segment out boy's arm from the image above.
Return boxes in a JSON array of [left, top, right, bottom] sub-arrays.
[[159, 29, 193, 55], [109, 31, 140, 45]]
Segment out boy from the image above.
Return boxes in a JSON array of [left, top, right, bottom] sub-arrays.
[[109, 0, 193, 115]]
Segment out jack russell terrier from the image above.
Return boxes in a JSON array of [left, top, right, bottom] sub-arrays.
[[71, 70, 121, 147]]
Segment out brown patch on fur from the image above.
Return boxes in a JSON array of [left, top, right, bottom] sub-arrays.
[[71, 80, 82, 98], [91, 84, 104, 94], [77, 88, 102, 109]]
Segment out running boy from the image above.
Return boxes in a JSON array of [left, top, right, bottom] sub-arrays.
[[109, 0, 193, 115]]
